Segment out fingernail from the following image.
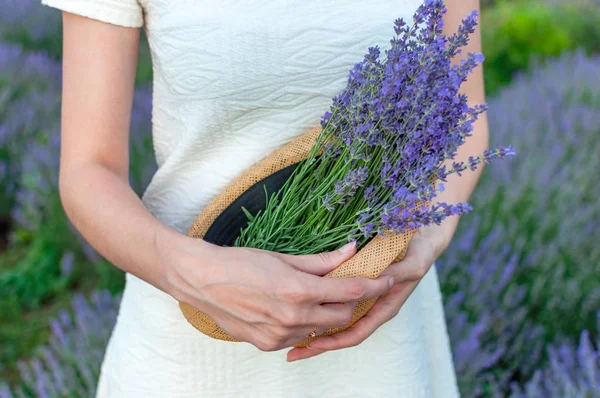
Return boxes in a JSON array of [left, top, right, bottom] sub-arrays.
[[340, 241, 356, 254], [387, 276, 395, 288]]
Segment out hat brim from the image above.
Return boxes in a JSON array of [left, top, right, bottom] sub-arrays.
[[179, 126, 417, 348]]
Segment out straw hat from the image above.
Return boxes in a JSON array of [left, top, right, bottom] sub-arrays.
[[179, 126, 417, 348]]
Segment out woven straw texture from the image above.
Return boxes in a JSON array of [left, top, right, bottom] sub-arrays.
[[180, 126, 417, 348]]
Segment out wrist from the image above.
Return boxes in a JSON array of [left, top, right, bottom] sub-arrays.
[[418, 216, 458, 259], [154, 226, 213, 300]]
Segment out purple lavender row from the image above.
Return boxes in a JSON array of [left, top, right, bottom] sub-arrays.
[[510, 314, 600, 397], [438, 50, 600, 395], [0, 38, 155, 263], [0, 0, 62, 48], [1, 291, 121, 398]]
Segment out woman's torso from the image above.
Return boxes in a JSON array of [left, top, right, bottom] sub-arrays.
[[96, 2, 460, 396]]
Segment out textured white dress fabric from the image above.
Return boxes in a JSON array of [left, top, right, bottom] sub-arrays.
[[42, 0, 460, 396]]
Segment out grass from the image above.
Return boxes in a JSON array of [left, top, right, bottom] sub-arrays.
[[0, 246, 124, 386]]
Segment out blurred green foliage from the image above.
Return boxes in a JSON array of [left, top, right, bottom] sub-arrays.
[[0, 187, 125, 382], [136, 36, 154, 85], [482, 1, 600, 94], [0, 244, 111, 385], [2, 24, 62, 60]]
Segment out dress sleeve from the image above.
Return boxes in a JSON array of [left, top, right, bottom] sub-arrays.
[[41, 0, 143, 28]]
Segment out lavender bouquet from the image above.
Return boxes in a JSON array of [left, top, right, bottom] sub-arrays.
[[234, 0, 514, 255]]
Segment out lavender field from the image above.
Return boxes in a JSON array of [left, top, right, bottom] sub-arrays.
[[1, 0, 599, 397]]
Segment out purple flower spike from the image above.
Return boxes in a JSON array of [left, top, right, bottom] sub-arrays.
[[5, 291, 122, 397]]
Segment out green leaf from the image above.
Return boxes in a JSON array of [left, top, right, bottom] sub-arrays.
[[241, 206, 255, 222]]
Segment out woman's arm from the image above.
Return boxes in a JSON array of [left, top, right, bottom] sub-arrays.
[[59, 12, 178, 293], [287, 0, 488, 361], [58, 12, 394, 352]]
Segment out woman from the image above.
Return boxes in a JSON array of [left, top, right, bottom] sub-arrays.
[[43, 0, 488, 396]]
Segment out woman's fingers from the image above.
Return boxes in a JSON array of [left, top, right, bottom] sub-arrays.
[[286, 344, 327, 362], [307, 301, 357, 330], [279, 242, 357, 275], [275, 242, 396, 305], [286, 283, 415, 361], [379, 237, 436, 283], [276, 302, 358, 348], [384, 255, 429, 282], [313, 274, 395, 304], [252, 301, 357, 350], [305, 281, 419, 352]]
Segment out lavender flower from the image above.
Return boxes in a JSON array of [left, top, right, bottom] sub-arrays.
[[510, 317, 600, 397], [4, 291, 121, 397], [323, 167, 369, 210], [438, 218, 545, 396], [0, 384, 12, 398], [463, 50, 600, 338], [0, 42, 61, 94], [59, 251, 75, 277], [236, 1, 513, 253], [322, 1, 507, 235], [0, 41, 154, 302], [439, 51, 600, 396], [0, 42, 61, 218], [0, 0, 63, 58], [10, 128, 61, 233]]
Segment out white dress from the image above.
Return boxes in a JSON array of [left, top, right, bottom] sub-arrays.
[[42, 0, 460, 396]]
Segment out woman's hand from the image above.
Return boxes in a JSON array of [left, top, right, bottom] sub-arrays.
[[285, 224, 452, 362], [164, 236, 396, 352]]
